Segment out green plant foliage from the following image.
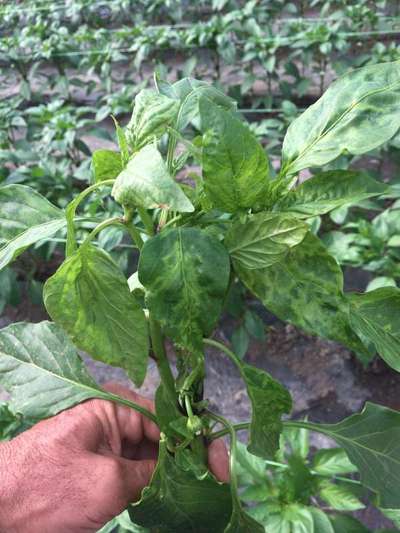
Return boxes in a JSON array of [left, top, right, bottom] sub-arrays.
[[225, 212, 308, 269], [128, 439, 232, 532], [139, 227, 230, 351], [297, 402, 400, 509], [233, 231, 369, 357], [281, 61, 400, 175], [92, 150, 123, 183], [243, 363, 292, 459], [0, 321, 109, 419], [275, 170, 387, 217], [1, 63, 400, 531], [0, 185, 66, 270], [112, 145, 194, 212], [126, 89, 179, 150], [348, 287, 400, 371], [44, 245, 149, 386], [200, 98, 270, 212]]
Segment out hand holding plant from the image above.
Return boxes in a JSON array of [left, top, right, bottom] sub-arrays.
[[1, 64, 400, 531]]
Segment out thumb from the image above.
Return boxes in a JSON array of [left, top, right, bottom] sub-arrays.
[[119, 457, 157, 502]]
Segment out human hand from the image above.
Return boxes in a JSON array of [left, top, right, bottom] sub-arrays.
[[0, 383, 228, 533]]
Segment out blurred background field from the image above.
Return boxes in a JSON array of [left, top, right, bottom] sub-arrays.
[[2, 1, 400, 529]]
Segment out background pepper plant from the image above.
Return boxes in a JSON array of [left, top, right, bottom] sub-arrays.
[[1, 61, 400, 532]]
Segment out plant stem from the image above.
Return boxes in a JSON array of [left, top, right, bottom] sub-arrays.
[[125, 222, 144, 249], [204, 338, 241, 365], [149, 316, 176, 403], [123, 206, 144, 249], [81, 216, 123, 248], [210, 422, 250, 440], [208, 411, 241, 504], [138, 207, 155, 236], [66, 179, 116, 256], [103, 391, 158, 424]]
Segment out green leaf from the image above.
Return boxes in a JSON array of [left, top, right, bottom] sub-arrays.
[[225, 213, 308, 269], [380, 508, 400, 529], [366, 277, 397, 292], [112, 116, 129, 165], [266, 504, 315, 533], [100, 511, 149, 533], [329, 514, 370, 533], [319, 481, 365, 511], [112, 145, 194, 212], [312, 448, 357, 476], [0, 185, 65, 270], [274, 171, 387, 217], [348, 287, 400, 371], [139, 228, 230, 352], [244, 310, 266, 341], [44, 245, 149, 387], [91, 149, 122, 183], [224, 503, 264, 532], [200, 99, 270, 212], [300, 402, 400, 508], [284, 424, 310, 459], [243, 363, 292, 459], [282, 61, 400, 175], [0, 321, 110, 420], [231, 325, 249, 359], [234, 232, 368, 356], [158, 77, 236, 131], [235, 441, 267, 485], [129, 439, 232, 532], [126, 89, 179, 150], [309, 508, 335, 533], [155, 382, 182, 438]]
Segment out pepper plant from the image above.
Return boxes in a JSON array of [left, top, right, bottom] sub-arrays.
[[1, 62, 400, 532]]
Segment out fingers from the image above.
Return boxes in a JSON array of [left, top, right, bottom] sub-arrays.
[[208, 439, 230, 483], [118, 456, 157, 502], [102, 382, 160, 445]]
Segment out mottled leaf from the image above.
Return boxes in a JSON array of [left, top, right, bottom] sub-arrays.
[[0, 321, 107, 419], [282, 61, 400, 175], [112, 145, 194, 212], [312, 448, 357, 476], [234, 232, 368, 356], [126, 89, 179, 149], [139, 228, 230, 351], [275, 171, 387, 217], [348, 287, 400, 371], [92, 149, 122, 183], [129, 439, 232, 532], [158, 77, 236, 131], [225, 213, 308, 269], [243, 363, 292, 459], [0, 185, 65, 270], [319, 481, 365, 511], [200, 99, 270, 212], [44, 245, 149, 386]]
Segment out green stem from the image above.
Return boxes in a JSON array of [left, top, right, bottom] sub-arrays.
[[66, 179, 115, 257], [103, 391, 158, 424], [204, 338, 240, 363], [167, 130, 177, 174], [123, 206, 144, 249], [81, 216, 123, 248], [208, 412, 241, 504], [210, 422, 250, 440], [149, 316, 176, 403], [162, 214, 182, 230], [138, 207, 155, 236]]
